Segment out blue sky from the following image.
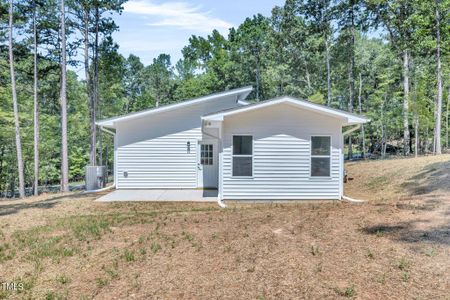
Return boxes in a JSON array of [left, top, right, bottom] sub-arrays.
[[111, 0, 285, 66]]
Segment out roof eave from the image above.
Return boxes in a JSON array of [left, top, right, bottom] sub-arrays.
[[202, 99, 370, 124], [96, 86, 253, 128]]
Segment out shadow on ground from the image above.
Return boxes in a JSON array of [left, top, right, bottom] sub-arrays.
[[401, 159, 450, 196], [0, 193, 92, 217], [362, 220, 450, 246]]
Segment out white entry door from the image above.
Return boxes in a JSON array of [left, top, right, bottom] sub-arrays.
[[197, 140, 218, 188]]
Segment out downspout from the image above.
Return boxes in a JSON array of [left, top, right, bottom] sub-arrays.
[[343, 124, 361, 136], [217, 198, 227, 208], [218, 120, 228, 208], [342, 124, 366, 203]]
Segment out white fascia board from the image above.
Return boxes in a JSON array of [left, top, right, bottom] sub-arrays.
[[238, 100, 250, 105], [96, 86, 253, 128], [202, 96, 369, 125], [201, 98, 285, 122], [203, 115, 224, 122]]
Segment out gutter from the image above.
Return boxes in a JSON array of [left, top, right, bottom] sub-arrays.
[[341, 124, 367, 203]]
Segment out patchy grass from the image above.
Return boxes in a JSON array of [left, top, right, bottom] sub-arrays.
[[397, 257, 411, 270], [345, 154, 450, 200], [0, 156, 449, 299], [335, 284, 356, 298], [123, 249, 135, 262], [365, 174, 392, 189], [55, 275, 70, 285], [150, 242, 161, 254]]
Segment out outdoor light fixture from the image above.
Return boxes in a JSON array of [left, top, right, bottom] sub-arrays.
[[187, 141, 191, 153]]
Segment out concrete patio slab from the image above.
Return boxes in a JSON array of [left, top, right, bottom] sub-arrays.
[[96, 189, 218, 202]]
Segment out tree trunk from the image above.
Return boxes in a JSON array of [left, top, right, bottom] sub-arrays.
[[0, 146, 5, 193], [105, 137, 108, 180], [93, 4, 100, 165], [33, 0, 40, 196], [304, 61, 312, 91], [414, 114, 419, 157], [255, 55, 261, 101], [8, 0, 25, 198], [434, 0, 442, 154], [381, 127, 386, 158], [347, 8, 355, 160], [381, 94, 386, 158], [60, 0, 69, 192], [358, 73, 365, 158], [84, 9, 95, 166], [402, 50, 410, 155], [447, 85, 449, 149], [326, 38, 332, 107], [99, 131, 103, 165]]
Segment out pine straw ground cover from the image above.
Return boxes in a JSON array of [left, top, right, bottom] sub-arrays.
[[0, 155, 449, 299]]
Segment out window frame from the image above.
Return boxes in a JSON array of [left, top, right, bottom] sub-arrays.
[[200, 143, 214, 166], [310, 135, 332, 178], [231, 134, 254, 178]]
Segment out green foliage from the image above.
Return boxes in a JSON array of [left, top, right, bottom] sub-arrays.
[[308, 92, 326, 105], [69, 146, 88, 181], [335, 284, 356, 298], [1, 0, 449, 196]]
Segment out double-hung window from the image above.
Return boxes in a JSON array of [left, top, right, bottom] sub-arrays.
[[311, 136, 331, 177], [232, 135, 253, 177]]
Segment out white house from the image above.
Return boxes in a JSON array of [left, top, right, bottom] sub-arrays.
[[97, 86, 368, 202]]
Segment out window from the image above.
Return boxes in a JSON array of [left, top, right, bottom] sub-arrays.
[[232, 135, 253, 177], [201, 144, 213, 165], [311, 136, 331, 177]]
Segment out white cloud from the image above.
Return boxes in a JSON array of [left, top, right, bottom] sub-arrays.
[[123, 0, 234, 34]]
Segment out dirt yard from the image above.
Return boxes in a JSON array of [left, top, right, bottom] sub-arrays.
[[0, 155, 449, 299]]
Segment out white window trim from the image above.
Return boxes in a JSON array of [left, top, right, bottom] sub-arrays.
[[231, 134, 254, 178], [310, 135, 332, 178]]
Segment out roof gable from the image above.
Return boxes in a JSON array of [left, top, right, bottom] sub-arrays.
[[202, 96, 369, 125], [97, 86, 253, 128]]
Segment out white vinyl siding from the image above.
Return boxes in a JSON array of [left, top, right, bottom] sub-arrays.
[[222, 103, 343, 200], [117, 129, 199, 188], [115, 95, 240, 189]]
